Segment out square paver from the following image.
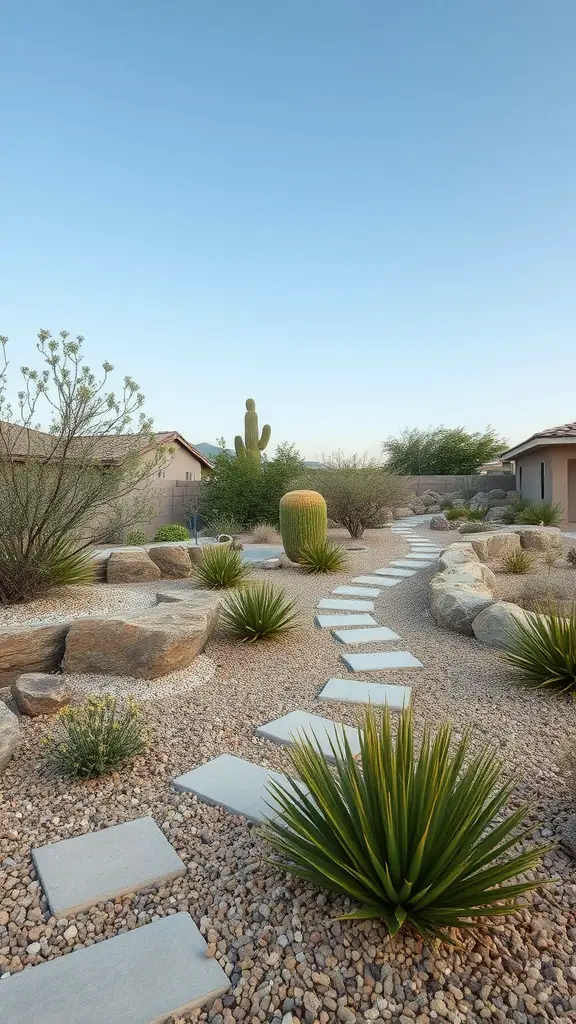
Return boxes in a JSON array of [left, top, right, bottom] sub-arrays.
[[32, 817, 186, 918], [254, 710, 360, 762], [403, 553, 438, 561], [351, 575, 402, 588], [0, 912, 230, 1024], [331, 585, 381, 597], [317, 598, 375, 611], [341, 651, 424, 672], [373, 567, 417, 578], [319, 678, 411, 709], [390, 560, 433, 569], [315, 613, 378, 628], [332, 626, 401, 645], [173, 754, 291, 824]]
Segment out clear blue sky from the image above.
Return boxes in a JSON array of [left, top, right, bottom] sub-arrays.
[[2, 1, 575, 459]]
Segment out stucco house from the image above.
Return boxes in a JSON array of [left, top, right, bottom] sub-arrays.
[[500, 421, 576, 523]]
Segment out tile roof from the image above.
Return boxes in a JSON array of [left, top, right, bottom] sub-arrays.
[[0, 423, 213, 467], [527, 421, 576, 440]]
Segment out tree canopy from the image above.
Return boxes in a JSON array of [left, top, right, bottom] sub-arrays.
[[382, 426, 507, 476]]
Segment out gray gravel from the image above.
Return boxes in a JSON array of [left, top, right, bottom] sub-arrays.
[[1, 525, 575, 1022]]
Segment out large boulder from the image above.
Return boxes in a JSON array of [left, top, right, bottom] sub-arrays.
[[147, 545, 191, 579], [441, 561, 496, 589], [11, 673, 71, 716], [421, 491, 439, 507], [187, 545, 204, 566], [106, 549, 162, 584], [393, 507, 414, 520], [430, 515, 451, 531], [472, 601, 536, 649], [0, 621, 70, 684], [62, 596, 220, 679], [438, 543, 479, 570], [488, 488, 507, 500], [411, 499, 427, 515], [430, 578, 494, 634], [0, 702, 20, 771], [470, 532, 521, 562], [510, 526, 562, 551], [485, 506, 509, 523]]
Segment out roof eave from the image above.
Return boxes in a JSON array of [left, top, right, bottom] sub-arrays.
[[500, 435, 576, 460]]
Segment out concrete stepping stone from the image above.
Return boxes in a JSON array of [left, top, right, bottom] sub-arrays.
[[315, 613, 378, 628], [373, 566, 417, 577], [0, 912, 230, 1024], [403, 553, 439, 561], [173, 753, 292, 824], [332, 626, 401, 644], [317, 597, 375, 611], [341, 651, 424, 672], [254, 710, 360, 762], [32, 817, 186, 917], [331, 585, 381, 597], [390, 560, 432, 570], [319, 678, 411, 709], [352, 575, 402, 588]]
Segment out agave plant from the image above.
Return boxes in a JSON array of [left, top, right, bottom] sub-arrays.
[[298, 538, 348, 574], [192, 543, 251, 589], [500, 549, 535, 575], [0, 535, 95, 604], [502, 606, 576, 693], [262, 706, 549, 942], [514, 500, 564, 527], [221, 582, 298, 641]]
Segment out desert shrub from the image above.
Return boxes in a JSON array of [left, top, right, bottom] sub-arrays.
[[445, 507, 469, 521], [514, 500, 564, 526], [517, 579, 576, 614], [263, 705, 548, 940], [502, 606, 576, 693], [193, 543, 251, 589], [459, 522, 492, 534], [500, 497, 529, 524], [500, 549, 535, 575], [251, 522, 279, 543], [125, 530, 147, 546], [199, 443, 304, 530], [41, 696, 148, 779], [297, 453, 409, 539], [0, 536, 95, 603], [203, 513, 244, 537], [221, 582, 298, 641], [568, 547, 576, 568], [467, 507, 488, 521], [298, 538, 348, 574], [153, 523, 190, 542]]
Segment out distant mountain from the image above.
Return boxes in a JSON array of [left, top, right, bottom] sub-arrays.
[[193, 442, 233, 460]]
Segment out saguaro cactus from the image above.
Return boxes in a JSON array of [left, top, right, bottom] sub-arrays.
[[234, 399, 271, 463], [279, 490, 328, 563]]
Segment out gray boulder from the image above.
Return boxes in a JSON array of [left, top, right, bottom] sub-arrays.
[[420, 491, 439, 507], [0, 702, 20, 771], [441, 561, 496, 589], [430, 515, 451, 531], [11, 673, 71, 716], [488, 488, 507, 500], [438, 543, 479, 570], [470, 532, 521, 561], [472, 601, 535, 649], [430, 579, 494, 635], [107, 549, 161, 584]]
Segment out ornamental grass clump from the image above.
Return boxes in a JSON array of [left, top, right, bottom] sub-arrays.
[[221, 582, 298, 641], [41, 696, 148, 779], [502, 606, 576, 694], [500, 549, 535, 575], [298, 538, 348, 574], [262, 705, 549, 942], [192, 543, 251, 589], [514, 501, 564, 527]]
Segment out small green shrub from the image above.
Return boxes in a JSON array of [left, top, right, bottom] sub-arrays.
[[445, 507, 469, 521], [467, 507, 488, 521], [263, 705, 549, 941], [298, 538, 348, 574], [251, 522, 279, 543], [153, 524, 190, 542], [568, 547, 576, 568], [193, 544, 251, 589], [41, 696, 148, 779], [500, 549, 535, 575], [502, 606, 576, 693], [459, 522, 492, 534], [221, 582, 298, 641], [514, 501, 564, 527], [125, 530, 147, 546], [203, 514, 244, 537]]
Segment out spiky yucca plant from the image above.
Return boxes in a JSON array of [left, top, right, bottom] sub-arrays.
[[514, 501, 564, 527], [502, 606, 576, 693], [0, 536, 95, 604], [500, 549, 535, 575], [221, 582, 298, 641], [262, 706, 549, 942], [298, 538, 348, 574], [192, 544, 251, 589]]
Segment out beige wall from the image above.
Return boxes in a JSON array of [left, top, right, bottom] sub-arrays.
[[516, 445, 576, 522]]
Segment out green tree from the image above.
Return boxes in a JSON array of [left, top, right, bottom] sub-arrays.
[[199, 442, 303, 529], [382, 426, 506, 475]]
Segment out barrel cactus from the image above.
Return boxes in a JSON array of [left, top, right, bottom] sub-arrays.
[[279, 490, 327, 563], [234, 399, 271, 463]]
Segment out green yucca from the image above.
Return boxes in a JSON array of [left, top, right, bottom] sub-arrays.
[[0, 536, 95, 604], [262, 706, 549, 942], [298, 538, 348, 574], [41, 695, 148, 779], [192, 543, 251, 589], [514, 501, 564, 527], [502, 605, 576, 693], [500, 549, 535, 575], [221, 582, 298, 641]]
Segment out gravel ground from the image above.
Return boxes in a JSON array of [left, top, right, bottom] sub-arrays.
[[1, 525, 576, 1022]]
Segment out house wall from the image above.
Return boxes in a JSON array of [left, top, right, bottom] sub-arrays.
[[515, 445, 573, 521]]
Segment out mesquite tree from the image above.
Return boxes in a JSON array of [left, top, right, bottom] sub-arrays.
[[0, 330, 167, 603]]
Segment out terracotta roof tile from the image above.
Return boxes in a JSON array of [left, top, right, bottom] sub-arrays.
[[529, 421, 576, 439]]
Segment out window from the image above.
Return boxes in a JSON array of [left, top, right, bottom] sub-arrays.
[[185, 471, 192, 481], [157, 470, 165, 479], [540, 462, 545, 500], [519, 465, 522, 491]]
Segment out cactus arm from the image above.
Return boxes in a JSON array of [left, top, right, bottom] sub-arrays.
[[234, 435, 246, 458], [259, 424, 271, 451]]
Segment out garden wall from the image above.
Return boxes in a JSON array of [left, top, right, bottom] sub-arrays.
[[147, 481, 202, 532], [408, 474, 515, 496]]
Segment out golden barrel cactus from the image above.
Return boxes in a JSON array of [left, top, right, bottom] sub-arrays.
[[279, 490, 327, 563]]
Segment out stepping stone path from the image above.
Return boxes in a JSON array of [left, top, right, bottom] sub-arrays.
[[173, 753, 292, 824], [390, 559, 433, 569], [403, 553, 439, 562], [32, 817, 186, 917], [0, 912, 230, 1024], [341, 651, 424, 672], [317, 597, 375, 611], [351, 574, 402, 587], [373, 566, 417, 578], [254, 710, 361, 762], [315, 613, 377, 628], [331, 584, 381, 597], [332, 625, 401, 644], [319, 678, 411, 708]]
